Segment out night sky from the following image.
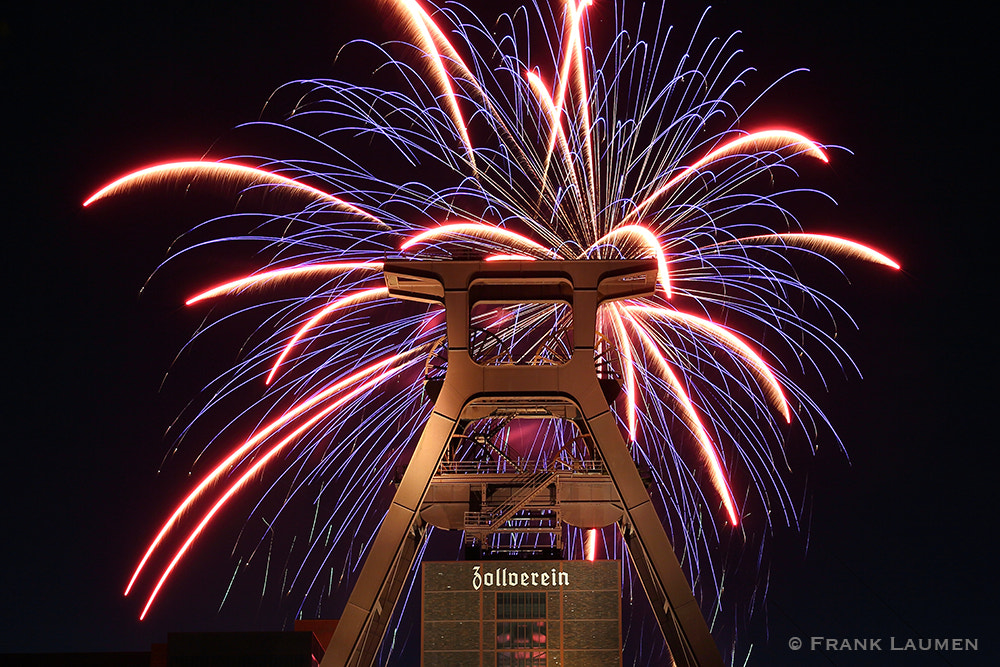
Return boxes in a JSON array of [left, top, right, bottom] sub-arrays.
[[2, 1, 995, 665]]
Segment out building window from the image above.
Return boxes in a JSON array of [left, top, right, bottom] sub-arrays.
[[496, 592, 546, 667]]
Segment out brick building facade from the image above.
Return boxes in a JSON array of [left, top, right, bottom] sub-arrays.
[[422, 560, 621, 666]]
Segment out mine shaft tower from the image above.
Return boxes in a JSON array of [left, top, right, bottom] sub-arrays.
[[321, 259, 723, 667]]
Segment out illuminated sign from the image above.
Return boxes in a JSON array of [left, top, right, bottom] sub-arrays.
[[423, 560, 622, 666], [471, 564, 570, 590]]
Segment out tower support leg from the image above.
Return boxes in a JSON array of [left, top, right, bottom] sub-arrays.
[[321, 412, 456, 667], [585, 411, 722, 667]]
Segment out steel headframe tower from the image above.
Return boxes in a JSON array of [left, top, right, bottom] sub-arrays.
[[321, 259, 723, 667]]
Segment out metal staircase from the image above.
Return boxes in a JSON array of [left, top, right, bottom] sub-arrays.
[[465, 469, 557, 532]]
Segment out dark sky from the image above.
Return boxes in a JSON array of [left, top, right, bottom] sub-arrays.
[[2, 1, 995, 665]]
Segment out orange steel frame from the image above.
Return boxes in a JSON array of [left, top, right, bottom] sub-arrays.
[[321, 259, 722, 667]]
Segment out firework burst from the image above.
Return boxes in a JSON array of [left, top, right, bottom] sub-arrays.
[[87, 0, 897, 661]]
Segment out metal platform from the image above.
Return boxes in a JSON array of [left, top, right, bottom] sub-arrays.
[[422, 458, 622, 558]]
